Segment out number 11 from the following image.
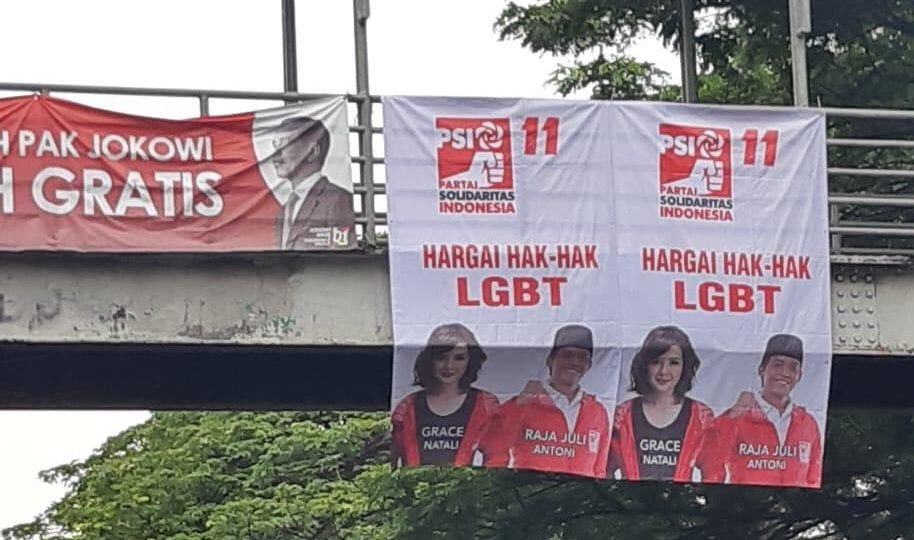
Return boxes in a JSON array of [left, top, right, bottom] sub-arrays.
[[523, 116, 560, 155]]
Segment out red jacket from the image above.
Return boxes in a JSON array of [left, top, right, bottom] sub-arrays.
[[698, 403, 823, 488], [391, 389, 500, 467], [478, 391, 610, 478], [609, 398, 714, 482]]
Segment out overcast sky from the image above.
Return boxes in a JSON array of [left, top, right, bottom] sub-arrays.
[[0, 0, 678, 530]]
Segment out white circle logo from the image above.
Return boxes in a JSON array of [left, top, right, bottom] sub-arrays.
[[476, 121, 505, 151], [696, 130, 725, 158]]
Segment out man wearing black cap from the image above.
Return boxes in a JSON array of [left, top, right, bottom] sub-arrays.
[[477, 325, 610, 478], [698, 334, 823, 487]]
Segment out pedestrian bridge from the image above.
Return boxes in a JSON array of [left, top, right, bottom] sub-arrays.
[[0, 83, 911, 410]]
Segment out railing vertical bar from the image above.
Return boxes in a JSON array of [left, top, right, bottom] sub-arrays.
[[198, 95, 210, 116], [353, 0, 376, 246], [830, 203, 843, 254]]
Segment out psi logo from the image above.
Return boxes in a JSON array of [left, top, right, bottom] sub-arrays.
[[658, 124, 734, 222], [587, 430, 600, 453], [435, 117, 516, 215]]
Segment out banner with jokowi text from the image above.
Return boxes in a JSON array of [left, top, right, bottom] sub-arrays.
[[0, 95, 355, 251], [384, 96, 831, 488]]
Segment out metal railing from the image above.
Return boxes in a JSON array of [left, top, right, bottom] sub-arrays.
[[823, 107, 914, 261], [1, 83, 913, 262]]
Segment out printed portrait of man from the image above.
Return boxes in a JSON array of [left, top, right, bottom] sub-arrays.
[[477, 325, 610, 478], [698, 334, 823, 487], [252, 98, 356, 251], [269, 116, 355, 250]]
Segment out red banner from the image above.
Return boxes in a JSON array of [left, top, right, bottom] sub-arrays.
[[0, 95, 356, 251]]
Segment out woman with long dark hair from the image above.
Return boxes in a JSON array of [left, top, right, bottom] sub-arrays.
[[391, 323, 499, 466], [609, 326, 713, 481]]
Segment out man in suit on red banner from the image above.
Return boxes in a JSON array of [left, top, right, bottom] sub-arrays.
[[699, 334, 823, 487], [478, 325, 610, 478], [271, 117, 355, 250]]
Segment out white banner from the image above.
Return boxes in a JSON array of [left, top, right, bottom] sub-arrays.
[[384, 97, 831, 488], [610, 103, 830, 487]]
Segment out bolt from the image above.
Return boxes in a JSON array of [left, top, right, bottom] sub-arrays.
[[836, 274, 845, 282], [865, 274, 874, 283], [851, 290, 859, 298], [850, 274, 859, 282], [852, 306, 861, 314], [853, 321, 861, 328], [867, 307, 875, 314], [838, 321, 846, 328], [854, 336, 862, 343], [838, 306, 846, 313], [837, 290, 845, 298]]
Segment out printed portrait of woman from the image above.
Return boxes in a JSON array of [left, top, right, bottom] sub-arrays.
[[609, 326, 714, 481], [391, 323, 500, 467]]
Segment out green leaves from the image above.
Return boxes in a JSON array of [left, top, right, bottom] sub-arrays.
[[550, 55, 673, 99], [495, 0, 914, 107], [7, 409, 914, 538], [2, 412, 393, 540]]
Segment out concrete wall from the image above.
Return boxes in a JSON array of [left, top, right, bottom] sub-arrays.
[[0, 252, 391, 345]]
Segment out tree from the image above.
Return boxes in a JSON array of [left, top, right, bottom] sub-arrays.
[[2, 412, 394, 540], [495, 0, 914, 106], [6, 409, 914, 539]]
